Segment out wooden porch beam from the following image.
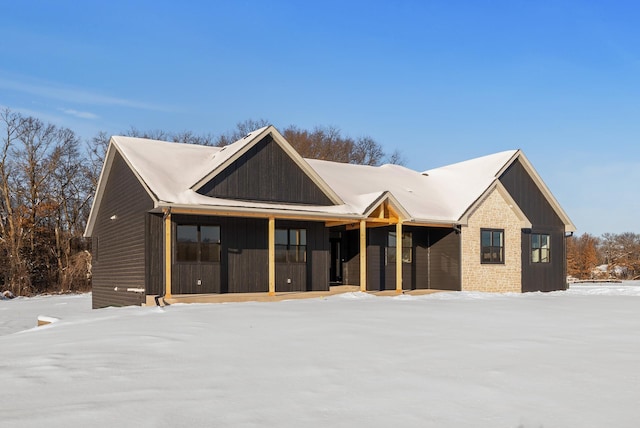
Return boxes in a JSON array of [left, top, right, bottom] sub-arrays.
[[164, 211, 172, 299], [268, 216, 275, 296], [360, 219, 367, 292], [396, 220, 402, 294]]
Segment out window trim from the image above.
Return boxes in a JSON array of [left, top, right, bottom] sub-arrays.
[[480, 228, 505, 264], [531, 233, 551, 264]]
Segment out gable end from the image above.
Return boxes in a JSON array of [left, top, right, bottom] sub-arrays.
[[499, 158, 565, 229], [197, 134, 334, 205]]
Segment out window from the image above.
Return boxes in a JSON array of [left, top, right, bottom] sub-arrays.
[[176, 225, 220, 262], [387, 231, 412, 264], [481, 229, 504, 264], [531, 233, 550, 263], [275, 228, 307, 263]]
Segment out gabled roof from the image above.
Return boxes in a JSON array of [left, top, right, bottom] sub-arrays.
[[422, 150, 520, 221], [190, 125, 344, 205], [85, 127, 575, 237]]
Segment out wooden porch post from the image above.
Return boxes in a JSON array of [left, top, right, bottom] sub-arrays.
[[164, 210, 172, 299], [360, 219, 367, 292], [268, 216, 275, 295], [396, 221, 403, 294]]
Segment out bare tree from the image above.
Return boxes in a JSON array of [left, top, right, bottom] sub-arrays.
[[0, 108, 29, 295], [386, 149, 406, 166], [51, 128, 93, 291], [352, 136, 384, 166], [215, 119, 271, 146]]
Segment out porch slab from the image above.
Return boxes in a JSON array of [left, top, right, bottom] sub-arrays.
[[151, 285, 446, 305]]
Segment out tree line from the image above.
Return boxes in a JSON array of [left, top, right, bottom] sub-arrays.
[[1, 110, 400, 296], [567, 232, 640, 280]]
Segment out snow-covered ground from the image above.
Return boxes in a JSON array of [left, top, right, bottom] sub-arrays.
[[2, 283, 640, 428]]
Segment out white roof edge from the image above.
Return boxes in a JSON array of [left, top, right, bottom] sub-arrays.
[[188, 126, 345, 206], [458, 181, 532, 229], [362, 191, 412, 220], [84, 137, 159, 237], [156, 202, 363, 220], [268, 127, 345, 205], [511, 152, 577, 232], [190, 126, 270, 190], [84, 140, 116, 237]]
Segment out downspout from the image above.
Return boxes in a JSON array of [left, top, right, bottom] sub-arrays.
[[155, 207, 172, 307], [455, 224, 462, 291]]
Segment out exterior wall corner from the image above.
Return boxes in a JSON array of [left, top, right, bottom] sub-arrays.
[[461, 188, 522, 293]]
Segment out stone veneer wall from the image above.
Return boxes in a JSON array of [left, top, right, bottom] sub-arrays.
[[461, 188, 522, 292]]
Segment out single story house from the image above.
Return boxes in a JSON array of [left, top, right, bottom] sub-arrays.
[[84, 125, 575, 308]]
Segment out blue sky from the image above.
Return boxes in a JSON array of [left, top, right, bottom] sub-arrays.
[[1, 0, 639, 235]]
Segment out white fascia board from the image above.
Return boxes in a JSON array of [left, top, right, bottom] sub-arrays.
[[268, 127, 345, 205], [458, 181, 532, 229], [508, 152, 577, 232], [190, 126, 344, 205], [155, 202, 363, 221], [83, 138, 159, 237], [190, 126, 271, 191], [361, 191, 412, 220], [84, 142, 116, 237]]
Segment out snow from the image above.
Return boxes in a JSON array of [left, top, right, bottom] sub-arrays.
[[101, 130, 541, 228], [2, 284, 640, 427]]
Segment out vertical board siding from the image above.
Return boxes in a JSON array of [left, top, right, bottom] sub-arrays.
[[197, 135, 334, 206], [171, 216, 330, 294], [341, 230, 360, 286], [500, 159, 567, 292], [276, 220, 329, 292], [91, 152, 154, 308], [368, 228, 388, 291], [340, 226, 460, 291], [427, 228, 461, 291]]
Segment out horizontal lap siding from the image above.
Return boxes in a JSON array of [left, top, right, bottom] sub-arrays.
[[500, 159, 567, 292], [91, 152, 154, 308]]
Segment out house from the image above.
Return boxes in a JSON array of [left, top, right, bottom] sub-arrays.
[[84, 126, 576, 308]]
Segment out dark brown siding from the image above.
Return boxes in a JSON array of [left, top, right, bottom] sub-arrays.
[[145, 213, 163, 296], [366, 228, 387, 291], [276, 220, 329, 292], [341, 226, 460, 291], [91, 151, 154, 308], [225, 217, 269, 293], [499, 159, 567, 292], [171, 216, 330, 294], [198, 135, 334, 205], [427, 228, 461, 290], [342, 229, 360, 286]]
